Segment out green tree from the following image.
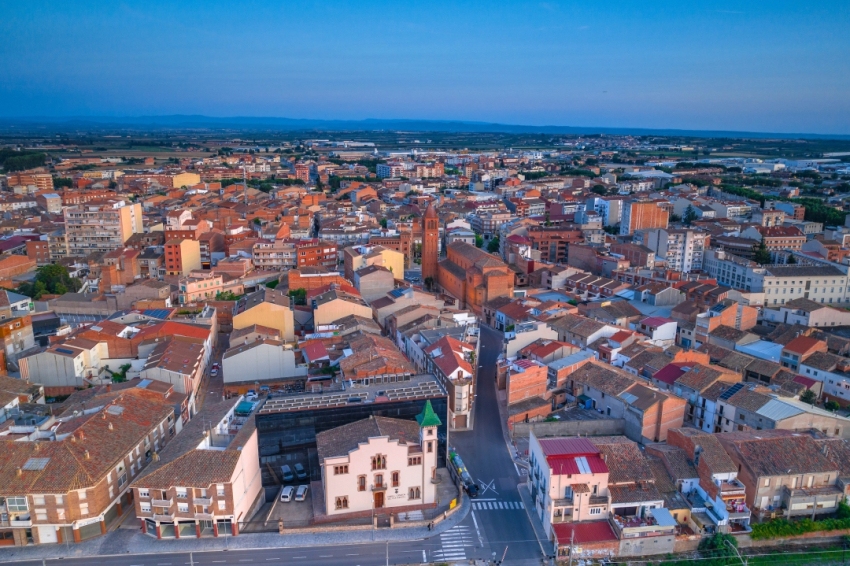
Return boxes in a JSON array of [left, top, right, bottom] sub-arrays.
[[17, 264, 81, 300], [800, 389, 817, 404], [591, 184, 608, 196], [826, 400, 841, 411], [753, 237, 772, 265], [379, 218, 388, 229], [474, 235, 484, 248], [787, 253, 797, 264], [487, 236, 500, 254], [424, 277, 434, 291], [682, 204, 698, 226], [287, 288, 307, 306]]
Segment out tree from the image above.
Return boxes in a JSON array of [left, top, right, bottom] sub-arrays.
[[825, 400, 841, 412], [669, 213, 682, 223], [424, 277, 434, 291], [379, 218, 388, 229], [753, 237, 772, 265], [17, 264, 81, 300], [787, 253, 797, 264], [682, 204, 698, 226], [287, 288, 307, 306], [487, 236, 500, 254], [475, 235, 484, 248], [800, 389, 817, 404], [591, 185, 608, 195]]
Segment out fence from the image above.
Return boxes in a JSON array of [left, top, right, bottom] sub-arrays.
[[512, 417, 624, 439]]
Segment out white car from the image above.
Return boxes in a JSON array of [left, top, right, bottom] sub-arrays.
[[295, 485, 309, 502], [280, 486, 294, 502]]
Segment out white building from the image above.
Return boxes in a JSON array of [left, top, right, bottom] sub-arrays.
[[315, 404, 441, 517], [635, 229, 708, 273]]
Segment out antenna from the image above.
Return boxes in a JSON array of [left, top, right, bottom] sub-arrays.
[[243, 166, 248, 205]]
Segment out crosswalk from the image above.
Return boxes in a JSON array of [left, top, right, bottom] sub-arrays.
[[471, 499, 524, 511], [431, 524, 474, 562]]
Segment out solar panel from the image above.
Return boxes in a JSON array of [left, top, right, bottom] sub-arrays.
[[106, 405, 125, 415], [55, 348, 75, 355], [719, 382, 745, 401], [22, 458, 50, 471]]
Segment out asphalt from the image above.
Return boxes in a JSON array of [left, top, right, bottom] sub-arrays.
[[449, 324, 544, 565]]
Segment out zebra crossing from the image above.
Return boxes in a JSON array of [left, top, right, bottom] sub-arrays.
[[431, 524, 474, 562], [471, 499, 524, 511]]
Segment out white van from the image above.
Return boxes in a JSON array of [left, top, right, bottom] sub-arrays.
[[280, 486, 295, 502]]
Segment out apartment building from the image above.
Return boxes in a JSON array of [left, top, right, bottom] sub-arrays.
[[164, 239, 201, 276], [343, 244, 404, 281], [635, 229, 709, 273], [620, 201, 669, 236], [0, 388, 175, 546], [132, 398, 262, 539], [468, 211, 513, 240], [64, 200, 143, 256]]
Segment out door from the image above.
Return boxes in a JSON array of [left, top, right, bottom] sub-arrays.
[[37, 526, 58, 544], [374, 492, 384, 509]]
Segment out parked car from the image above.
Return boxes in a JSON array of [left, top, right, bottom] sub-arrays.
[[212, 362, 220, 370], [294, 463, 307, 480], [210, 368, 218, 377], [295, 485, 309, 502], [280, 486, 294, 502], [280, 465, 294, 482]]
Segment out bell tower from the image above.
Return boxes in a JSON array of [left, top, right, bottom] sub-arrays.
[[421, 202, 439, 284]]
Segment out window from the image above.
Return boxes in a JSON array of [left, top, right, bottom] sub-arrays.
[[335, 496, 349, 510], [7, 497, 28, 512], [408, 456, 422, 466], [764, 478, 770, 487], [217, 484, 225, 497], [375, 474, 384, 488], [358, 476, 367, 492], [57, 509, 65, 521], [178, 503, 189, 513], [589, 507, 602, 516], [408, 487, 421, 500], [392, 471, 400, 487], [218, 500, 226, 510], [427, 442, 433, 453], [138, 489, 149, 499], [119, 473, 127, 488], [80, 503, 89, 516], [140, 502, 151, 513], [33, 495, 45, 506], [78, 490, 87, 501], [36, 511, 48, 522], [176, 488, 187, 499], [55, 495, 63, 505], [371, 455, 387, 470], [334, 465, 349, 475]]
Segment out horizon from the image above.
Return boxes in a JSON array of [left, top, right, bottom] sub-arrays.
[[1, 1, 849, 135]]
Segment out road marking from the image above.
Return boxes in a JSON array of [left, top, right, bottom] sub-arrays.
[[422, 550, 427, 563], [266, 559, 281, 561], [291, 557, 306, 560], [346, 554, 359, 556], [475, 498, 497, 501], [514, 461, 520, 475], [471, 510, 484, 547], [239, 561, 254, 563], [319, 555, 333, 558]]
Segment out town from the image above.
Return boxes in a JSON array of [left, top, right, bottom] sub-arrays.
[[0, 131, 848, 566]]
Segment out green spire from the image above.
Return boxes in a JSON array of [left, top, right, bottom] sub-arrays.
[[415, 400, 442, 428]]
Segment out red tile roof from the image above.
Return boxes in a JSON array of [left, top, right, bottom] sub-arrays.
[[134, 321, 211, 342], [301, 339, 329, 362], [783, 336, 824, 355], [553, 520, 618, 545], [653, 363, 688, 386], [641, 316, 675, 327]]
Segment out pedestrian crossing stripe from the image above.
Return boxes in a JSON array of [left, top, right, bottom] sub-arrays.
[[471, 501, 524, 510]]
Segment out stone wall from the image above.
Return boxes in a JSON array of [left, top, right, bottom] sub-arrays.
[[511, 417, 625, 439]]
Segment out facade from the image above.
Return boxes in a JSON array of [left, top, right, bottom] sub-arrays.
[[64, 200, 143, 256], [164, 239, 202, 276], [635, 229, 709, 273], [316, 407, 440, 517], [343, 244, 405, 281], [620, 201, 669, 236], [232, 288, 295, 342], [132, 398, 262, 539], [436, 241, 514, 315]]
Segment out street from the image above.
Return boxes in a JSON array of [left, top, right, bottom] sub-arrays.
[[6, 326, 545, 566], [448, 324, 543, 564]]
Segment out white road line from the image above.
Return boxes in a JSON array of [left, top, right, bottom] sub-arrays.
[[475, 498, 497, 501], [514, 461, 520, 475], [266, 559, 281, 561], [520, 501, 525, 509], [291, 557, 307, 560], [319, 555, 333, 558], [472, 510, 484, 547], [422, 550, 427, 563], [346, 553, 359, 556]]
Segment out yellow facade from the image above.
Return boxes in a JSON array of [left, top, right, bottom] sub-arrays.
[[171, 172, 201, 188], [233, 303, 295, 342]]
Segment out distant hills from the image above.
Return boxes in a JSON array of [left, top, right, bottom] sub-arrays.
[[1, 115, 848, 140]]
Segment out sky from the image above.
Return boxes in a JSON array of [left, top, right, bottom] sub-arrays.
[[1, 1, 849, 134]]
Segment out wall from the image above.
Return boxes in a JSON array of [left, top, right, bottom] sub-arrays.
[[512, 418, 625, 439], [233, 303, 295, 342], [222, 345, 308, 384]]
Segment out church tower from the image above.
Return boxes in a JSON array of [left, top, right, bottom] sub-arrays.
[[421, 202, 439, 284]]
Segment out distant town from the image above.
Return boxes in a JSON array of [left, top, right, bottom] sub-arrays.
[[2, 130, 850, 565]]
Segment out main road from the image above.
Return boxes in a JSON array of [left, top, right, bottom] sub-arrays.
[[10, 326, 544, 566]]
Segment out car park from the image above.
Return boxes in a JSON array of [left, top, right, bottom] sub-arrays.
[[294, 463, 307, 480]]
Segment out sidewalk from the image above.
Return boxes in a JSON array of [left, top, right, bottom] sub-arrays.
[[0, 494, 471, 564], [516, 483, 554, 560]]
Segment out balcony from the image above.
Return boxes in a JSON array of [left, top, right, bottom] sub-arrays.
[[8, 515, 32, 527], [609, 511, 676, 539], [371, 484, 387, 491], [195, 512, 214, 520], [152, 498, 172, 507], [153, 513, 174, 522], [193, 497, 212, 506]]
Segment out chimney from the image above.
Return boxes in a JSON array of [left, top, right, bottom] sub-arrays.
[[106, 384, 112, 393], [16, 467, 22, 477], [153, 452, 160, 462], [108, 422, 114, 431], [84, 450, 90, 460]]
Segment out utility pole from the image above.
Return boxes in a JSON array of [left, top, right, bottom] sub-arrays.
[[568, 529, 575, 566], [386, 540, 389, 566]]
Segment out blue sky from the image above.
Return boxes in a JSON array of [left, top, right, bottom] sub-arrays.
[[1, 1, 848, 134]]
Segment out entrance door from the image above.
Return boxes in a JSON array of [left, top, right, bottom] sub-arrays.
[[374, 492, 384, 508]]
